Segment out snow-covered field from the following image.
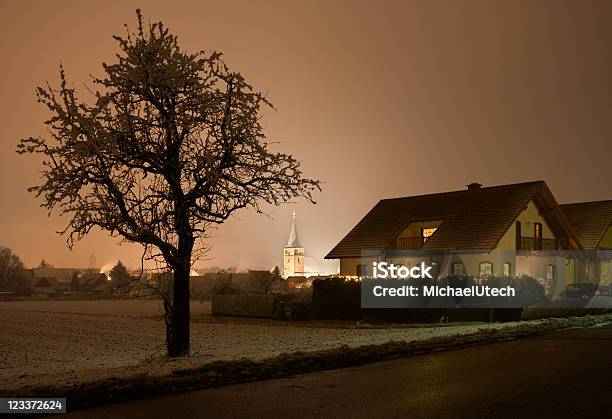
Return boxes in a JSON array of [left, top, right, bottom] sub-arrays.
[[0, 299, 517, 392]]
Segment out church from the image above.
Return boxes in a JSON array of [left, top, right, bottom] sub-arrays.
[[283, 211, 305, 278]]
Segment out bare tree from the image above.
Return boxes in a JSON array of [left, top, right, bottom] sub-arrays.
[[0, 247, 31, 295], [252, 268, 282, 295], [17, 10, 320, 357]]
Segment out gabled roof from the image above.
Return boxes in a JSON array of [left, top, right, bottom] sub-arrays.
[[560, 200, 612, 249], [79, 272, 107, 286], [32, 267, 81, 283], [28, 276, 55, 288], [325, 181, 580, 259], [29, 276, 65, 290]]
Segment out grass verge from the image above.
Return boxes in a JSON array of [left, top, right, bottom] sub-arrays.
[[4, 313, 612, 412]]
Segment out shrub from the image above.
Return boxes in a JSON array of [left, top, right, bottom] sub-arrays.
[[310, 274, 548, 322], [312, 277, 361, 320], [211, 277, 239, 295], [478, 275, 547, 308], [522, 307, 610, 320]]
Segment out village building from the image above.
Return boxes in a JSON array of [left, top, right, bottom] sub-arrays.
[[560, 200, 612, 284], [28, 267, 108, 297], [283, 211, 305, 278], [326, 181, 612, 293]]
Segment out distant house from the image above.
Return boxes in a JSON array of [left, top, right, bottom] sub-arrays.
[[73, 272, 108, 294], [31, 267, 84, 293], [28, 277, 60, 297], [30, 267, 80, 296], [326, 181, 612, 289], [29, 267, 107, 296]]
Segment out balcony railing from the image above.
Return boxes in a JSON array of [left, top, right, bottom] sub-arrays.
[[518, 237, 567, 251], [388, 236, 425, 250]]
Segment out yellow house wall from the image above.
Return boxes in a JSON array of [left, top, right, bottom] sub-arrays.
[[353, 250, 516, 278], [497, 200, 557, 250], [447, 250, 517, 277], [339, 258, 362, 276], [384, 251, 516, 277], [600, 225, 612, 249], [565, 259, 575, 285], [562, 226, 612, 285], [563, 258, 609, 285], [600, 260, 612, 285]]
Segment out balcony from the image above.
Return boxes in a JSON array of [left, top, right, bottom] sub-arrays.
[[388, 236, 425, 250], [518, 237, 567, 251]]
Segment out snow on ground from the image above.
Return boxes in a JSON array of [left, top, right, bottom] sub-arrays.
[[0, 300, 519, 392]]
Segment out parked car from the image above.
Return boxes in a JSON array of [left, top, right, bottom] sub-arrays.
[[562, 282, 597, 299]]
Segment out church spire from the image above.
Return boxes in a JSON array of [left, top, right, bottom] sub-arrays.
[[286, 210, 301, 248], [283, 210, 304, 278]]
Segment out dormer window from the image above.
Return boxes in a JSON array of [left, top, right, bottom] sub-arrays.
[[422, 227, 437, 241]]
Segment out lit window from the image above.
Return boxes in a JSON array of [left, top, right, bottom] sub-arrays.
[[422, 228, 437, 241], [534, 223, 542, 238], [452, 262, 464, 276], [534, 223, 543, 250], [546, 265, 555, 281], [503, 262, 511, 277], [479, 262, 493, 277]]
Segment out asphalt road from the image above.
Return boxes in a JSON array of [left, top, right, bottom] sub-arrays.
[[65, 324, 612, 419]]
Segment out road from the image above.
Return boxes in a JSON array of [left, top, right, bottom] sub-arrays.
[[65, 324, 612, 418]]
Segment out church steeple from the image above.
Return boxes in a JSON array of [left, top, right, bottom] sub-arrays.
[[286, 210, 301, 248], [283, 210, 304, 278]]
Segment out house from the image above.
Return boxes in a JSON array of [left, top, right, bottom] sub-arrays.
[[28, 276, 61, 297], [325, 181, 611, 292], [29, 267, 107, 295], [30, 267, 82, 295], [73, 272, 109, 294], [560, 200, 612, 285]]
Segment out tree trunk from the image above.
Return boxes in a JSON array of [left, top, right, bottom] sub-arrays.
[[166, 262, 191, 357]]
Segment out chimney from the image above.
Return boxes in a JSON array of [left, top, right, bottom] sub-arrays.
[[467, 182, 482, 191]]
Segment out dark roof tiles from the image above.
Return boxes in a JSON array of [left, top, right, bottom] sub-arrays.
[[560, 200, 612, 249], [326, 181, 561, 258]]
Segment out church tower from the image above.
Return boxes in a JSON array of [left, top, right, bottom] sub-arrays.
[[283, 211, 304, 278]]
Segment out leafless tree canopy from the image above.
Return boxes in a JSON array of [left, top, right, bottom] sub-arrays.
[[0, 247, 30, 294], [17, 10, 320, 270], [18, 10, 320, 356]]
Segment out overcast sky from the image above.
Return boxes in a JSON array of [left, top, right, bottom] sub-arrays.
[[1, 0, 611, 272]]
